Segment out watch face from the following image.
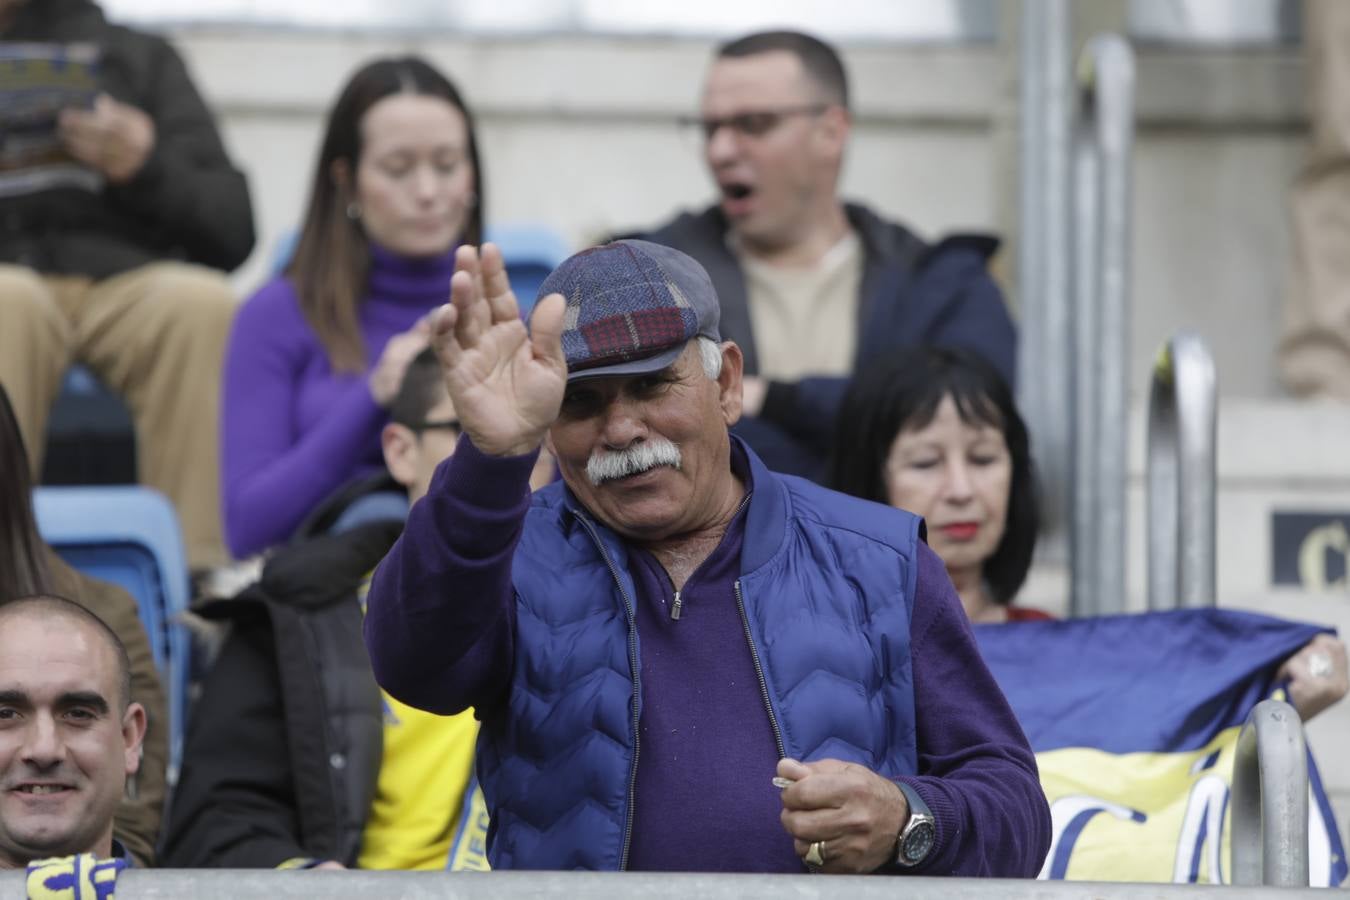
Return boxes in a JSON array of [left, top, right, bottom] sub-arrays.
[[902, 821, 935, 864]]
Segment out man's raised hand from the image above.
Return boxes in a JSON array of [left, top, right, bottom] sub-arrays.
[[431, 243, 567, 457]]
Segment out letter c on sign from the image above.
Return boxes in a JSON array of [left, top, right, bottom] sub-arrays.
[[1297, 521, 1349, 592]]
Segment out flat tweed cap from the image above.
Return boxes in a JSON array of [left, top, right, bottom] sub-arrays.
[[537, 239, 722, 382]]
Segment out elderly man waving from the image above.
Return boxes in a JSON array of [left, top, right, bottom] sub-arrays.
[[363, 240, 1050, 875]]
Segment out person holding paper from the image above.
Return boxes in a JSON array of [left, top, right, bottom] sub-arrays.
[[0, 0, 253, 570]]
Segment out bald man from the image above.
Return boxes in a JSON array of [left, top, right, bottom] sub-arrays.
[[0, 596, 147, 867]]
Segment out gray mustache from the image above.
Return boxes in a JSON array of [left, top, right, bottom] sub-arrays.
[[586, 440, 683, 486]]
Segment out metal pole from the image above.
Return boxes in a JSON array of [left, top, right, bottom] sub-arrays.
[[1069, 112, 1100, 613], [1089, 35, 1133, 615], [1069, 35, 1134, 617], [1146, 332, 1217, 609], [1018, 0, 1073, 549], [1231, 699, 1310, 887]]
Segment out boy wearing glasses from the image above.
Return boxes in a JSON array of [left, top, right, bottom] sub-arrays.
[[161, 350, 547, 871], [642, 30, 1016, 480]]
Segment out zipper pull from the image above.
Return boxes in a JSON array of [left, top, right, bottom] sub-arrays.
[[671, 590, 683, 621]]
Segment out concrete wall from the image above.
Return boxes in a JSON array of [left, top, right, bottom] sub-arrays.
[[166, 29, 1310, 400], [183, 32, 999, 299]]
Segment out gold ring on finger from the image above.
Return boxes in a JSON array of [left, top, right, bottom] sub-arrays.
[[804, 840, 825, 867]]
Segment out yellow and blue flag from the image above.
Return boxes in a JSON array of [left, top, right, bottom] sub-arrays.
[[974, 608, 1347, 886]]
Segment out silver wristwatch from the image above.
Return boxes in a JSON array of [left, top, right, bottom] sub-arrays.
[[893, 781, 936, 867]]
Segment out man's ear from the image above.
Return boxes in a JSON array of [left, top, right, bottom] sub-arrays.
[[814, 104, 850, 164], [717, 341, 745, 426], [122, 702, 147, 777], [382, 422, 420, 489]]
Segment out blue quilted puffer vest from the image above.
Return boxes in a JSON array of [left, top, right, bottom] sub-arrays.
[[476, 439, 923, 870]]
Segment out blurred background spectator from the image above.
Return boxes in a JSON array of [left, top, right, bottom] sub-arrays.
[[220, 56, 482, 558], [831, 347, 1348, 721], [1280, 0, 1350, 399], [0, 0, 254, 571], [831, 347, 1043, 623], [631, 30, 1015, 480]]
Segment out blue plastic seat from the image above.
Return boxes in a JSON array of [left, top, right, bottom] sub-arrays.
[[485, 223, 571, 317], [33, 485, 190, 784]]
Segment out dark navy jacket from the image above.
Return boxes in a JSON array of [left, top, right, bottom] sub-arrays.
[[641, 204, 1016, 478]]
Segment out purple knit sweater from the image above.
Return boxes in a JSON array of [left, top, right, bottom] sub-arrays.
[[365, 436, 1050, 875], [221, 244, 455, 558]]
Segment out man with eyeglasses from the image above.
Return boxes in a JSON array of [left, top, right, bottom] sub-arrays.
[[639, 30, 1016, 480], [162, 349, 550, 872]]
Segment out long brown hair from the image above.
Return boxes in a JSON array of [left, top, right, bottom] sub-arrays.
[[0, 385, 52, 601], [287, 56, 485, 373]]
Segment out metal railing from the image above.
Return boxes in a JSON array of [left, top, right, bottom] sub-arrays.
[[1145, 332, 1218, 610], [1068, 34, 1135, 618], [3, 869, 1334, 898], [1017, 0, 1074, 549], [1231, 699, 1310, 887]]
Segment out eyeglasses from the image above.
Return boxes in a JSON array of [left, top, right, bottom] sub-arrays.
[[679, 104, 829, 141], [406, 417, 460, 433]]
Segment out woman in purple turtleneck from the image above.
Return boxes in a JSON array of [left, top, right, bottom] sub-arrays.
[[222, 57, 484, 558]]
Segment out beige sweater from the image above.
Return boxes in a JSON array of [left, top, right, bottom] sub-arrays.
[[737, 231, 864, 381]]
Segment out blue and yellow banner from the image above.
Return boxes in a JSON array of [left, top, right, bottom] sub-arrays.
[[974, 608, 1347, 886]]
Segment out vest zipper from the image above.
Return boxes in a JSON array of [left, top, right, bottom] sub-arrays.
[[735, 580, 786, 760], [575, 513, 642, 871], [670, 591, 683, 620]]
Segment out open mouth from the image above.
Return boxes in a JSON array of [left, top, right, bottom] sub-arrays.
[[722, 182, 753, 201]]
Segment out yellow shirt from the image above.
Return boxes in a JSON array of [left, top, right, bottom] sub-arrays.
[[356, 694, 489, 870], [356, 579, 490, 871]]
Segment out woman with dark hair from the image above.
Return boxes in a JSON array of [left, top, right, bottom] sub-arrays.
[[223, 56, 485, 558], [831, 347, 1045, 622], [0, 384, 169, 864], [832, 348, 1348, 718]]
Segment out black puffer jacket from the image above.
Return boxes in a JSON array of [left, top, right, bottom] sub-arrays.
[[160, 522, 400, 868], [1, 0, 254, 277]]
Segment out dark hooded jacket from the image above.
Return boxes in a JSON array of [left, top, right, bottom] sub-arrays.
[[640, 203, 1016, 478], [160, 522, 400, 868], [1, 0, 254, 277]]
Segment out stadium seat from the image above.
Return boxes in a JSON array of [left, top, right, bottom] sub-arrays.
[[42, 364, 136, 486], [33, 485, 190, 783], [485, 222, 571, 316]]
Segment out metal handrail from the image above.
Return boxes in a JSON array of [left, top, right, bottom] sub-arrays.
[[1145, 332, 1217, 609], [1068, 34, 1135, 618], [1231, 699, 1310, 886], [4, 869, 1333, 898]]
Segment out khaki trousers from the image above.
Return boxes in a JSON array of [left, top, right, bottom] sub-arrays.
[[1281, 0, 1350, 398], [0, 261, 236, 569]]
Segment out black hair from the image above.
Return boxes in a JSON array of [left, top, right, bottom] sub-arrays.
[[0, 594, 133, 710], [829, 347, 1039, 605], [716, 30, 849, 109], [388, 348, 450, 429]]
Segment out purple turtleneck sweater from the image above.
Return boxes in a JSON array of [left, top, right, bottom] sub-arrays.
[[221, 244, 456, 558]]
